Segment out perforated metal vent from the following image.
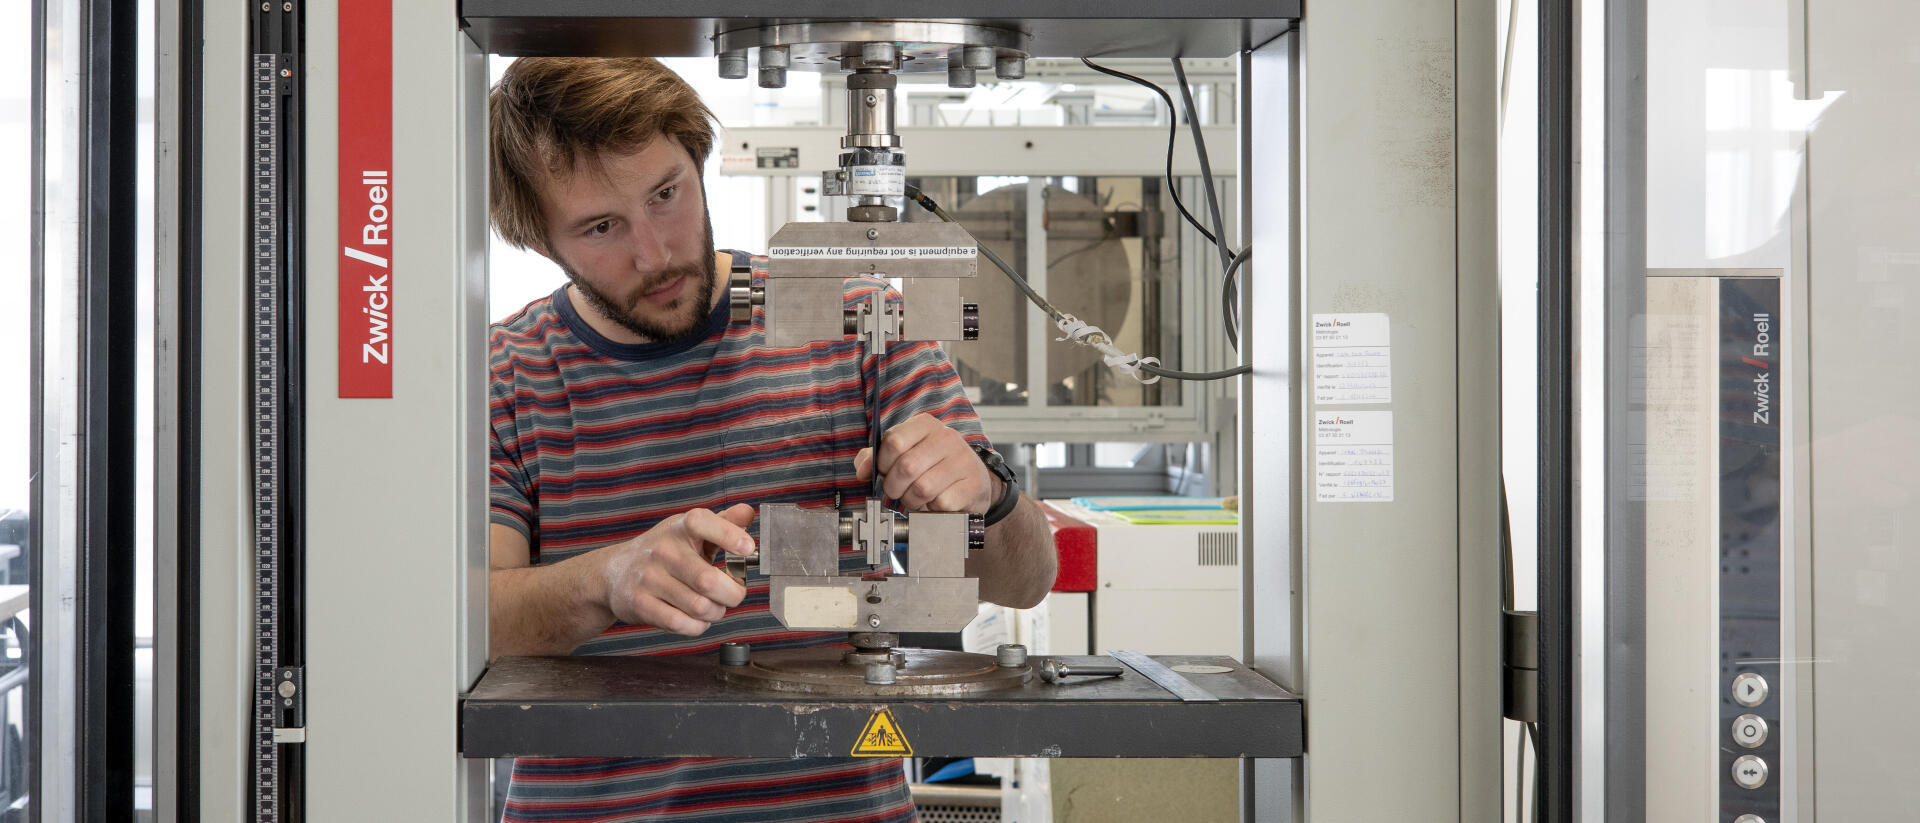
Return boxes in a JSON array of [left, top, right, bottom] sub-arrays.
[[917, 803, 1001, 823], [1197, 532, 1240, 567]]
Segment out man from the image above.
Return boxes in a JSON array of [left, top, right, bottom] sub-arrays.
[[486, 57, 1058, 822]]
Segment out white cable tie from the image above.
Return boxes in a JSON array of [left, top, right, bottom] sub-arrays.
[[1052, 313, 1098, 343], [1106, 352, 1162, 384], [1054, 314, 1161, 384]]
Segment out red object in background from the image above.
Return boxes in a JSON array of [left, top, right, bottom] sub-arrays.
[[1041, 502, 1096, 592]]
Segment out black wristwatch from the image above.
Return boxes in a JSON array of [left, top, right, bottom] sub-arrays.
[[973, 444, 1021, 527]]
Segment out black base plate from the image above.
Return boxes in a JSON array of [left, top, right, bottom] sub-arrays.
[[461, 653, 1302, 759]]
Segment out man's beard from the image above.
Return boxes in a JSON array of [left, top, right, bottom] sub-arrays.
[[560, 217, 718, 344]]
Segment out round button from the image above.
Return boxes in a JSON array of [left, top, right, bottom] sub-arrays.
[[1732, 714, 1769, 748], [1734, 815, 1766, 823], [1732, 672, 1770, 707], [1732, 755, 1769, 790]]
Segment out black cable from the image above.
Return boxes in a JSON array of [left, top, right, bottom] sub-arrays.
[[1165, 58, 1248, 355], [905, 185, 1067, 324], [1140, 362, 1251, 381], [1526, 721, 1542, 822], [1501, 474, 1515, 611], [1079, 58, 1220, 249], [1528, 713, 1543, 817], [1220, 246, 1250, 350], [1091, 58, 1247, 354], [1170, 58, 1238, 300], [907, 184, 1249, 382]]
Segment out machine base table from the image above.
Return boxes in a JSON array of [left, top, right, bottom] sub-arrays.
[[462, 654, 1302, 759]]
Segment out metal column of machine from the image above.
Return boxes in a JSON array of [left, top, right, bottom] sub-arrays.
[[1244, 3, 1500, 821], [185, 0, 492, 819]]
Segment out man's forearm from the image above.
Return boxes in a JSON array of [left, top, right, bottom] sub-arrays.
[[489, 551, 615, 662], [969, 494, 1057, 609]]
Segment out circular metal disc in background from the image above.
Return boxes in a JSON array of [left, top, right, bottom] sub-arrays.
[[940, 184, 1135, 406], [1169, 664, 1234, 675], [718, 647, 1032, 696], [714, 21, 1028, 73]]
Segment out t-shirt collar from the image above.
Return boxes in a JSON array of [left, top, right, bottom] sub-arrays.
[[551, 250, 745, 361]]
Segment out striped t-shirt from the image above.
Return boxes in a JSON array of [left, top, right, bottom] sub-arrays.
[[490, 254, 986, 822]]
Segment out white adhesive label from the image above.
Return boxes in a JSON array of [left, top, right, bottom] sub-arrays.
[[767, 246, 976, 260], [1312, 313, 1391, 404], [848, 165, 905, 196], [1315, 410, 1394, 503], [781, 586, 859, 628]]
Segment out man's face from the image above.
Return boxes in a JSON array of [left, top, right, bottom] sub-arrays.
[[536, 137, 717, 344]]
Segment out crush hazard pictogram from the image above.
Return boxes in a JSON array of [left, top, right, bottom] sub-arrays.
[[850, 708, 913, 756]]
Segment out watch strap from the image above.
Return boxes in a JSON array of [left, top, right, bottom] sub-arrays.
[[974, 445, 1020, 527]]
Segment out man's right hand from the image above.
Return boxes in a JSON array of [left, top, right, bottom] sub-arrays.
[[488, 503, 759, 661], [595, 503, 758, 636]]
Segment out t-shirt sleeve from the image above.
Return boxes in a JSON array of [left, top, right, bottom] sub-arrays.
[[488, 345, 536, 545], [833, 273, 996, 456], [876, 338, 992, 452]]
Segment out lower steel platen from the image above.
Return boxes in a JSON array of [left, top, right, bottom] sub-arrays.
[[717, 647, 1032, 696]]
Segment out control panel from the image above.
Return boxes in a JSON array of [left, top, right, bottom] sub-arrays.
[[1718, 277, 1782, 822]]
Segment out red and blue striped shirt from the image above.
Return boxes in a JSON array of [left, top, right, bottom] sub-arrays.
[[490, 255, 985, 821]]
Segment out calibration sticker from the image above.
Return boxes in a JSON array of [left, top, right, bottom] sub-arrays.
[[850, 708, 913, 757], [1314, 410, 1394, 503], [1311, 312, 1392, 404]]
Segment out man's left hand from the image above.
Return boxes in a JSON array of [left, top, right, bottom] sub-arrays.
[[853, 413, 996, 514]]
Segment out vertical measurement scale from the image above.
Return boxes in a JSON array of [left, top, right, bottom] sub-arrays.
[[251, 1, 304, 820], [249, 51, 284, 818]]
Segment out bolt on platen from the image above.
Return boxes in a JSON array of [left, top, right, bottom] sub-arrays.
[[995, 644, 1028, 667]]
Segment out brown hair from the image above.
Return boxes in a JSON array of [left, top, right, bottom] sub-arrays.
[[489, 57, 718, 251]]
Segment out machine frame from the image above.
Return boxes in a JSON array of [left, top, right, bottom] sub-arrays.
[[158, 2, 1500, 820]]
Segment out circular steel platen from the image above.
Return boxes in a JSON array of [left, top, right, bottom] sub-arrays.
[[843, 648, 906, 668], [718, 647, 1032, 696], [848, 631, 899, 652], [1170, 664, 1234, 675], [714, 22, 1027, 74], [847, 204, 898, 223]]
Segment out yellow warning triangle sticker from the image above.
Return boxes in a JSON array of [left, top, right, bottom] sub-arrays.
[[850, 708, 913, 757]]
